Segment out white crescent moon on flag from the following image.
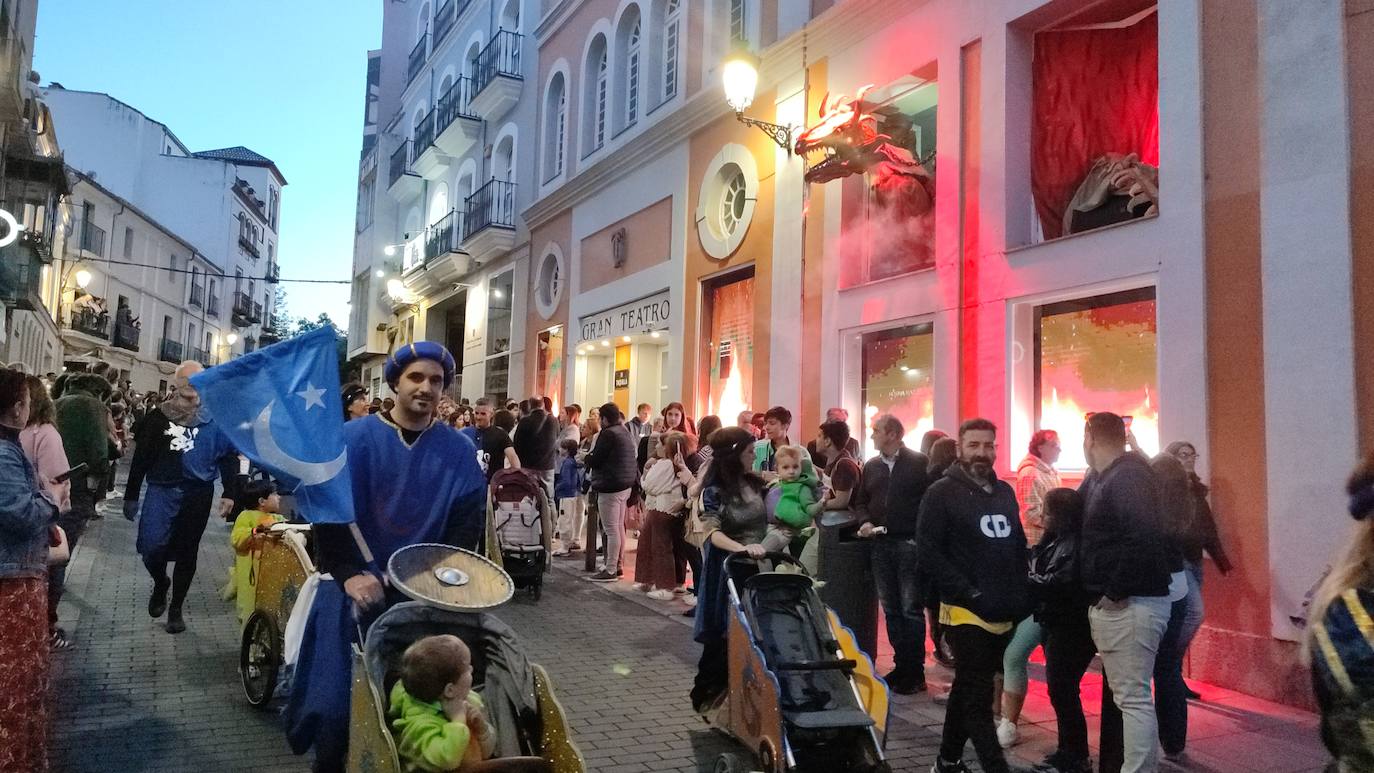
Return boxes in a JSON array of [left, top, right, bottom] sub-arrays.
[[252, 401, 347, 486]]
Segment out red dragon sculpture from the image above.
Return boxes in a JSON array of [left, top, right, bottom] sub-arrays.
[[794, 86, 936, 275]]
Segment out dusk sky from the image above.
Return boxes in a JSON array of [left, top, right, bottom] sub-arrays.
[[35, 0, 382, 327]]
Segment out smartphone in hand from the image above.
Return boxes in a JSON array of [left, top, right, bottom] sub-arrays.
[[52, 462, 89, 484]]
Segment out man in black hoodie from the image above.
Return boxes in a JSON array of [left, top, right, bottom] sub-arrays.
[[1079, 412, 1170, 773], [514, 395, 559, 500], [584, 402, 637, 581], [855, 414, 930, 694], [918, 418, 1030, 773]]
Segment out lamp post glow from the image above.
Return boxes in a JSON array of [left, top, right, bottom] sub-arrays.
[[721, 49, 793, 154], [383, 245, 397, 257], [74, 269, 92, 289], [226, 333, 239, 346], [722, 52, 759, 112]]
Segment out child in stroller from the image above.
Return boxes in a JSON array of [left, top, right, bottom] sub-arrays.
[[390, 634, 497, 771]]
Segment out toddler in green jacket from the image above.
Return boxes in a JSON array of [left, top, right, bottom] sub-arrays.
[[761, 445, 823, 553], [389, 634, 496, 772]]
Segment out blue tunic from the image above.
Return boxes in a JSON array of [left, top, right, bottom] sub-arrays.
[[286, 414, 486, 768]]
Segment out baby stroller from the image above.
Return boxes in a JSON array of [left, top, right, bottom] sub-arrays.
[[711, 552, 891, 773], [348, 545, 584, 772], [490, 468, 550, 600]]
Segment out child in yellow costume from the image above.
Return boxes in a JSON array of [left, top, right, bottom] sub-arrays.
[[390, 634, 497, 772], [229, 479, 283, 624]]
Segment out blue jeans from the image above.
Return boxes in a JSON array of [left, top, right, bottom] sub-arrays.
[[871, 537, 925, 673], [1155, 564, 1204, 754]]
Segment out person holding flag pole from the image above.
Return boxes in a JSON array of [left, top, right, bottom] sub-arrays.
[[189, 330, 486, 772]]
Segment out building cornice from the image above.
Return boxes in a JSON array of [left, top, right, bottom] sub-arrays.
[[535, 0, 583, 43], [522, 0, 896, 229]]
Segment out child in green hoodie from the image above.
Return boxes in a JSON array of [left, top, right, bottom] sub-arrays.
[[761, 446, 823, 553], [390, 634, 496, 772]]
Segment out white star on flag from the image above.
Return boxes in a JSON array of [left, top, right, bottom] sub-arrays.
[[296, 382, 327, 411]]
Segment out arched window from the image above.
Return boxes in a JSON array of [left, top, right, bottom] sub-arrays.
[[543, 73, 567, 180], [500, 0, 520, 32], [418, 2, 431, 41], [662, 0, 680, 101], [625, 18, 641, 126], [464, 42, 482, 79], [583, 35, 609, 153], [428, 183, 449, 226], [494, 134, 515, 182]]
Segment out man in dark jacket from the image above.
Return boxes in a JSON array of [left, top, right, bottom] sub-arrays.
[[514, 396, 559, 499], [584, 402, 637, 581], [1078, 412, 1170, 773], [855, 414, 930, 693], [918, 418, 1030, 773]]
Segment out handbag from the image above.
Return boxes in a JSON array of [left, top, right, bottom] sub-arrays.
[[684, 493, 706, 548], [48, 525, 69, 566]]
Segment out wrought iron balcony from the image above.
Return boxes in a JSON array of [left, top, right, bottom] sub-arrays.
[[389, 140, 412, 187], [433, 0, 458, 45], [253, 301, 263, 323], [424, 209, 461, 262], [159, 338, 183, 364], [189, 284, 204, 308], [465, 179, 516, 237], [232, 291, 255, 327], [407, 31, 429, 85], [238, 233, 260, 258], [70, 307, 109, 339], [190, 347, 213, 367], [415, 109, 437, 154], [473, 30, 522, 96], [437, 76, 479, 134], [113, 320, 140, 352], [80, 220, 105, 256]]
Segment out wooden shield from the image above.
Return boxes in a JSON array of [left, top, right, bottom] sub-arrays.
[[387, 543, 514, 611]]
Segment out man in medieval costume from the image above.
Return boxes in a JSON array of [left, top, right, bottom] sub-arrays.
[[286, 341, 486, 772]]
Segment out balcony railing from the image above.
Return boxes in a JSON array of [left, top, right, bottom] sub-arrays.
[[433, 0, 457, 45], [424, 209, 461, 261], [190, 347, 212, 367], [465, 179, 517, 237], [238, 234, 260, 258], [414, 109, 437, 155], [232, 291, 255, 325], [436, 76, 479, 134], [474, 30, 522, 96], [70, 307, 109, 339], [266, 262, 280, 283], [390, 141, 411, 186], [407, 31, 429, 85], [253, 301, 263, 323], [159, 338, 183, 364], [189, 284, 204, 308], [80, 220, 105, 256], [113, 320, 139, 351]]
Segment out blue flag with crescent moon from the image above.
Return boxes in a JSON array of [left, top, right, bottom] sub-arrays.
[[188, 325, 353, 524]]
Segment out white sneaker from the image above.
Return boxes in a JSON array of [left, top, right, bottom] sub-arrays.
[[632, 582, 650, 592], [683, 595, 698, 607], [996, 717, 1019, 748], [646, 589, 674, 601]]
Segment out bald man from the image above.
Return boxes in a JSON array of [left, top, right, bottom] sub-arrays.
[[124, 361, 240, 633]]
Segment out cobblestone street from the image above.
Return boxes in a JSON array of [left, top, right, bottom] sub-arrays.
[[47, 483, 1326, 772]]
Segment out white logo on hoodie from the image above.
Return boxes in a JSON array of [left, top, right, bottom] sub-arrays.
[[980, 514, 1012, 538]]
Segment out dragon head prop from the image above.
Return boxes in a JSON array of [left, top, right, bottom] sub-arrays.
[[795, 85, 917, 184]]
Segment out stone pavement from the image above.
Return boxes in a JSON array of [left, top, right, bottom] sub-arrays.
[[48, 485, 1328, 772]]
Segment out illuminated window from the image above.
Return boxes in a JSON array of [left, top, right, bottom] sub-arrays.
[[537, 327, 565, 411], [701, 270, 754, 421], [860, 323, 934, 459], [1034, 287, 1158, 469]]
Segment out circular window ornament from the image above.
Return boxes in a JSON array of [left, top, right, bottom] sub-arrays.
[[534, 243, 565, 320], [696, 144, 758, 259]]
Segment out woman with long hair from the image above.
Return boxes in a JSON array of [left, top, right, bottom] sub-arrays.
[[1308, 453, 1374, 771], [633, 431, 698, 600], [661, 401, 696, 437], [19, 376, 73, 650], [690, 426, 769, 713], [0, 368, 59, 771]]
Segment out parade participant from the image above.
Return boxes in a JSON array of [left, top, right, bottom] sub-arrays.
[[341, 382, 370, 421], [123, 361, 239, 634], [390, 635, 497, 772], [229, 479, 283, 625], [288, 341, 486, 772]]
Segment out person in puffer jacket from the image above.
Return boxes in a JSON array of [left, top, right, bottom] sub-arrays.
[[918, 418, 1029, 773], [1028, 487, 1095, 773]]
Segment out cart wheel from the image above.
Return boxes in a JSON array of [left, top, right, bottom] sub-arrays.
[[712, 752, 749, 773], [240, 611, 280, 708]]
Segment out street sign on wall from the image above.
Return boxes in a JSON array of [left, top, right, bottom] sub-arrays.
[[576, 289, 671, 346]]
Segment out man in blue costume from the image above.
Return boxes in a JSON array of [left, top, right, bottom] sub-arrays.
[[287, 342, 486, 772]]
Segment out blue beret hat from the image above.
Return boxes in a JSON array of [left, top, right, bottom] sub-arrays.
[[384, 342, 456, 388]]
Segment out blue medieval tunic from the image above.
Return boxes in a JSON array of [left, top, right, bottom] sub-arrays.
[[286, 413, 486, 770]]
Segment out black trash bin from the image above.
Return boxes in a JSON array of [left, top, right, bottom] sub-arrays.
[[815, 511, 879, 658]]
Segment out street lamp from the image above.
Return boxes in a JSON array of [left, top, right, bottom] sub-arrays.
[[74, 269, 92, 289], [226, 333, 238, 346], [722, 49, 794, 154]]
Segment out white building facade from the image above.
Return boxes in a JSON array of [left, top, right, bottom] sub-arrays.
[[41, 88, 283, 359], [348, 0, 539, 403]]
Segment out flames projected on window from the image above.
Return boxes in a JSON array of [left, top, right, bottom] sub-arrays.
[[861, 323, 935, 459], [1035, 287, 1159, 470], [705, 274, 754, 421]]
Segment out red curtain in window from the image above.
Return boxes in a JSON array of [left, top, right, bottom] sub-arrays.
[[1031, 12, 1159, 240]]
